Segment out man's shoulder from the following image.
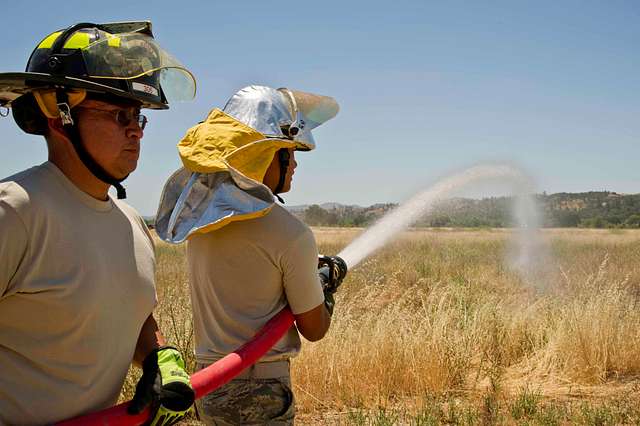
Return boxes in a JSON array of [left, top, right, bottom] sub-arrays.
[[1, 162, 49, 184], [113, 199, 153, 240], [0, 164, 47, 209], [263, 204, 312, 237], [113, 199, 143, 221], [211, 204, 313, 248]]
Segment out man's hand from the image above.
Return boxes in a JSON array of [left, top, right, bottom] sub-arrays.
[[323, 290, 336, 316], [318, 255, 348, 316], [128, 346, 195, 426]]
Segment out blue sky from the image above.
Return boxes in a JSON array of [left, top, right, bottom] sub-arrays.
[[1, 1, 639, 215]]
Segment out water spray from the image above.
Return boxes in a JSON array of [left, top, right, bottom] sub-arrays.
[[338, 163, 540, 270], [59, 162, 547, 425]]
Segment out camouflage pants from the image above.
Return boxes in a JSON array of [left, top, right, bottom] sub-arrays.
[[196, 362, 295, 425]]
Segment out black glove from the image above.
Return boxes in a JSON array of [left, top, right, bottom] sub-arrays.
[[318, 255, 348, 316], [323, 290, 336, 316], [128, 346, 195, 426]]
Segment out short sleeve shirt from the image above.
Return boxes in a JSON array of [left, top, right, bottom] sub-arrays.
[[187, 204, 325, 363], [0, 162, 157, 424]]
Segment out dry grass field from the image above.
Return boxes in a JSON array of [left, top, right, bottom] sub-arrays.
[[123, 228, 640, 425]]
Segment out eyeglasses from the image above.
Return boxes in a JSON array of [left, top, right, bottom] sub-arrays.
[[75, 106, 148, 130]]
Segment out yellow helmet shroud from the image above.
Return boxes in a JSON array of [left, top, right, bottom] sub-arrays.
[[156, 85, 339, 243], [178, 108, 296, 182]]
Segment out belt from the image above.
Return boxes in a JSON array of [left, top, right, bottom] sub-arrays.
[[235, 360, 290, 379], [197, 360, 290, 380]]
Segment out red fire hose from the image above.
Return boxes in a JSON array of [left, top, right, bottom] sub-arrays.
[[57, 307, 295, 426]]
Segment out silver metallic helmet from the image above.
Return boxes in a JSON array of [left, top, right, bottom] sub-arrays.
[[222, 85, 339, 150]]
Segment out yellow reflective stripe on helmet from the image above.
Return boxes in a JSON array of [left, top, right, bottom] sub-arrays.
[[37, 31, 91, 49], [107, 36, 121, 47], [63, 32, 91, 49], [37, 32, 62, 48]]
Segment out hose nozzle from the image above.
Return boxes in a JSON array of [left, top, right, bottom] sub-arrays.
[[318, 255, 348, 294]]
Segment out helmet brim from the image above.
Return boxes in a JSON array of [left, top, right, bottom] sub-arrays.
[[0, 72, 169, 109]]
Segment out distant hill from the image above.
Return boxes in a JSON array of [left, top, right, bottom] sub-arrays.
[[286, 202, 363, 213], [292, 192, 640, 228], [144, 192, 640, 229], [292, 202, 395, 227]]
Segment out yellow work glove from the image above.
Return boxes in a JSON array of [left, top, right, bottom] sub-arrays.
[[128, 346, 195, 426]]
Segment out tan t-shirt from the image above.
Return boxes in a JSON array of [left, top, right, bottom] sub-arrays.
[[0, 162, 157, 425], [187, 204, 325, 364]]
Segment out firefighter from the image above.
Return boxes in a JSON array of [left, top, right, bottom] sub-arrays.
[[0, 21, 196, 425], [156, 85, 341, 424]]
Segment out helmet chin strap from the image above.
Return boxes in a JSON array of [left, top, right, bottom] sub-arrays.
[[272, 148, 290, 204], [55, 89, 128, 199]]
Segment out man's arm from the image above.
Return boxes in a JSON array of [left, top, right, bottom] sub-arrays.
[[294, 303, 331, 342], [133, 314, 166, 366], [0, 198, 28, 297], [282, 229, 331, 342]]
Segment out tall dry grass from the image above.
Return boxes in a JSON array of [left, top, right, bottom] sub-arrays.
[[124, 228, 640, 421], [294, 229, 640, 413]]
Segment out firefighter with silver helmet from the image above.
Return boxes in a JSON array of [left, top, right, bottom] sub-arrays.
[[156, 85, 346, 425], [0, 21, 196, 425]]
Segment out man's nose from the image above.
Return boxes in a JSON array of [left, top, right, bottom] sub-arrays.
[[126, 123, 143, 139]]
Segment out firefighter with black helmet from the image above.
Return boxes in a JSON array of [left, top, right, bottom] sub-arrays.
[[0, 21, 196, 424]]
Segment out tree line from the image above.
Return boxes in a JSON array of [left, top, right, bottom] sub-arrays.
[[297, 192, 640, 228]]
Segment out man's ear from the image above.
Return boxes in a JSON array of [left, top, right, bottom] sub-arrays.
[[47, 117, 70, 142]]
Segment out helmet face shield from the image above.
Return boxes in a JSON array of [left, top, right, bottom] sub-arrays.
[[81, 32, 196, 102], [279, 88, 339, 150], [287, 90, 339, 131], [158, 66, 197, 103]]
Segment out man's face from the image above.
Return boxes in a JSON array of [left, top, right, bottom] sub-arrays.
[[263, 148, 297, 194], [74, 99, 144, 179], [280, 148, 297, 193]]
